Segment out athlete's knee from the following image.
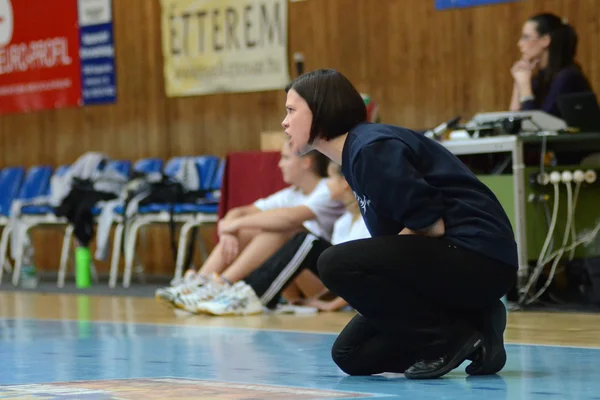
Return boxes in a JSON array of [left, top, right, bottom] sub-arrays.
[[236, 228, 263, 242], [331, 340, 372, 376], [240, 227, 264, 236], [317, 244, 349, 288]]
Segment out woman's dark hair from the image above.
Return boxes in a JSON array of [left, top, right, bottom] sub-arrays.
[[285, 69, 367, 143], [529, 13, 584, 101], [304, 150, 329, 178]]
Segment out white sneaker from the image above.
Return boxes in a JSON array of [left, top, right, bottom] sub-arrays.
[[172, 280, 228, 313], [155, 274, 208, 303], [169, 269, 197, 286], [197, 281, 264, 316]]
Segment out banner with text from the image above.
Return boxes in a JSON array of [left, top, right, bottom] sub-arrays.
[[0, 0, 116, 115], [160, 0, 289, 97], [78, 0, 117, 105], [436, 0, 520, 10]]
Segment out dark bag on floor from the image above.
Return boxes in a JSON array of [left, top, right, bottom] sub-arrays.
[[567, 257, 600, 305]]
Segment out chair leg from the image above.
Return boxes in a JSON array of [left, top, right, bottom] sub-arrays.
[[141, 225, 148, 255], [0, 226, 12, 285], [198, 232, 209, 263], [91, 216, 101, 285], [90, 261, 99, 283], [174, 220, 200, 283], [123, 219, 145, 288], [12, 225, 30, 287], [4, 259, 13, 273], [133, 258, 146, 284], [58, 224, 74, 288], [134, 227, 147, 284], [108, 223, 124, 289]]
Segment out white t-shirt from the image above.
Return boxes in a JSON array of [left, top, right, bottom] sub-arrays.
[[331, 211, 371, 245], [253, 179, 345, 241]]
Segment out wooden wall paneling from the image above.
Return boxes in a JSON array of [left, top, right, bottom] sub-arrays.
[[573, 0, 600, 94], [1, 0, 599, 278], [51, 109, 83, 167], [0, 0, 597, 167]]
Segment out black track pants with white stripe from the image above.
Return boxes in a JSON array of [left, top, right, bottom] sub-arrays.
[[244, 231, 331, 309]]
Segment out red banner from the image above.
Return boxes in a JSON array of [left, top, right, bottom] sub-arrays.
[[0, 0, 82, 114]]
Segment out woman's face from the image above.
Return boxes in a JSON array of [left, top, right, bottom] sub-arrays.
[[282, 89, 313, 156], [518, 21, 549, 62]]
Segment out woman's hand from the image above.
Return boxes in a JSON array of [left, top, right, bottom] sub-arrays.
[[219, 233, 240, 264], [218, 219, 240, 236], [399, 218, 445, 238], [511, 59, 536, 87]]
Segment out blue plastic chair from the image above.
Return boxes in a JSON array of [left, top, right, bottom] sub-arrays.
[[88, 160, 132, 217], [106, 159, 132, 177], [107, 157, 165, 288], [20, 165, 69, 216], [0, 167, 26, 218], [133, 158, 163, 175], [0, 166, 26, 284], [2, 165, 54, 286], [120, 156, 220, 287], [171, 157, 225, 282], [17, 166, 53, 202], [173, 157, 224, 215]]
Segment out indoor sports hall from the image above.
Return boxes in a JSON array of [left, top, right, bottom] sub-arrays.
[[1, 1, 600, 399]]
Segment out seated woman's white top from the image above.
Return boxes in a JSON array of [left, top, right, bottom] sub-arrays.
[[331, 211, 371, 245], [253, 179, 345, 242]]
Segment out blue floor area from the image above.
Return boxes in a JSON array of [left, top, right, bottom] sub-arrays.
[[0, 318, 599, 399]]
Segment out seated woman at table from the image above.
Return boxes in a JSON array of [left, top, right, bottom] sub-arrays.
[[509, 13, 593, 118]]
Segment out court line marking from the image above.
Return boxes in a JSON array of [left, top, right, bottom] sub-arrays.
[[1, 316, 600, 350], [0, 376, 393, 399]]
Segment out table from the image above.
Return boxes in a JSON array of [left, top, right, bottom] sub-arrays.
[[441, 132, 600, 290], [442, 136, 528, 286]]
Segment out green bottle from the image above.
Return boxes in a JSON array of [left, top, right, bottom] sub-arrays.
[[75, 247, 92, 288]]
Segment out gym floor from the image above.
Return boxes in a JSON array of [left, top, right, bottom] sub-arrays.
[[1, 292, 599, 399]]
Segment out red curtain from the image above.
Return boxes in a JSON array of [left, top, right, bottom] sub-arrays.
[[218, 151, 287, 220]]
